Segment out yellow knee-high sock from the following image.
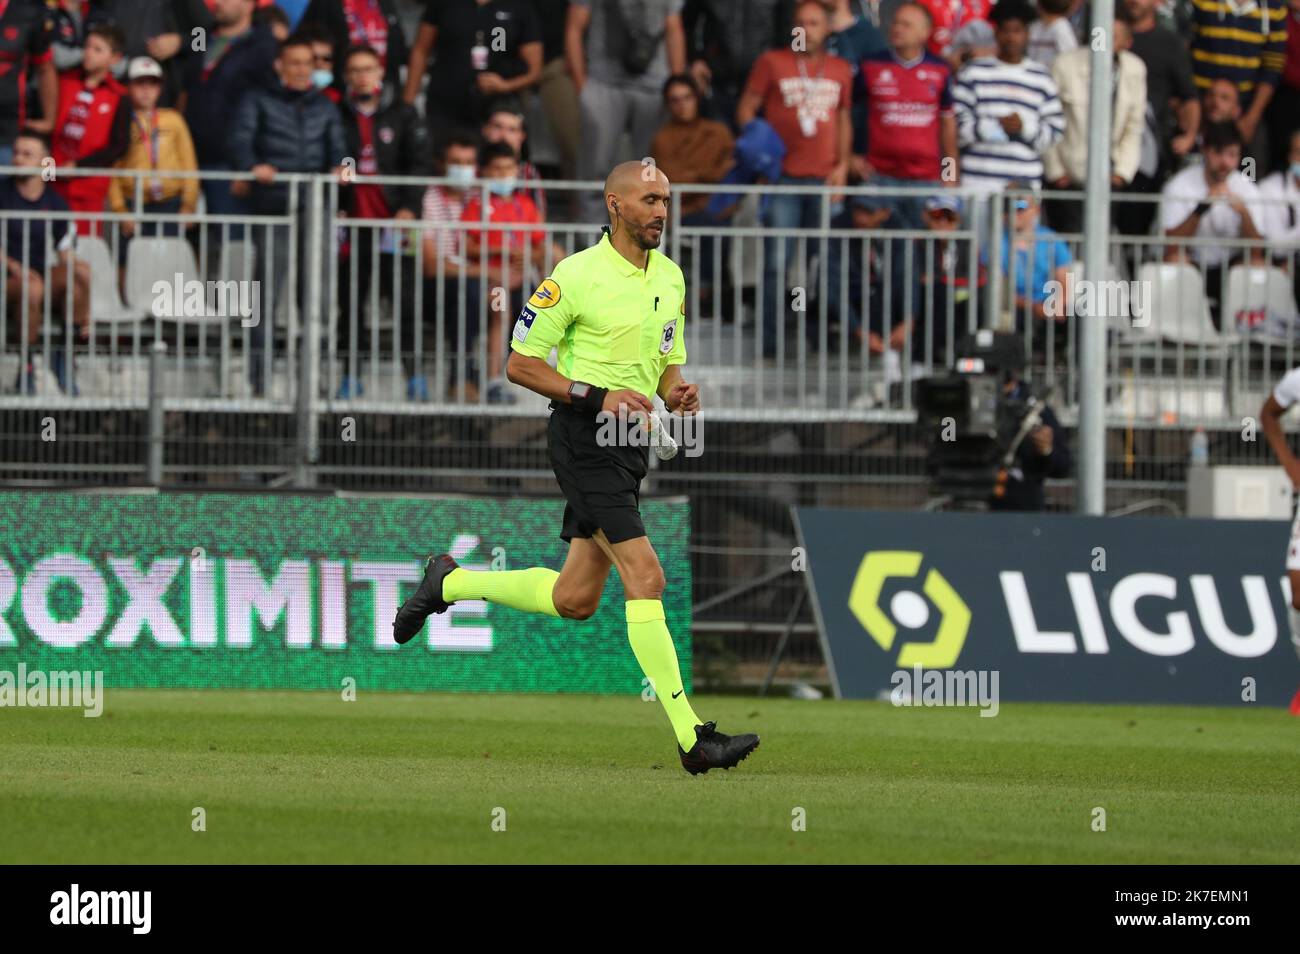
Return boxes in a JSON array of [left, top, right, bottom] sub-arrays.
[[626, 599, 701, 750], [441, 566, 560, 617]]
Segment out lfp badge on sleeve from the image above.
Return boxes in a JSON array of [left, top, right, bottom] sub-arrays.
[[659, 318, 678, 354]]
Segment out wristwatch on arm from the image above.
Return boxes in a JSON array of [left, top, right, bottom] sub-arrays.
[[567, 380, 608, 414]]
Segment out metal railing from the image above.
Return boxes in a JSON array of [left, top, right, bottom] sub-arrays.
[[3, 167, 1300, 436], [997, 186, 1300, 429], [10, 165, 1291, 652], [0, 165, 314, 410]]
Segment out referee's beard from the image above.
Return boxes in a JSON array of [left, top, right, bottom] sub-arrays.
[[614, 211, 665, 250]]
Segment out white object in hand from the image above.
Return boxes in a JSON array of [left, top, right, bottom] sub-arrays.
[[648, 410, 679, 461]]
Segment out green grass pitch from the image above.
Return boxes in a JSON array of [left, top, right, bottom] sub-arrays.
[[2, 690, 1296, 864]]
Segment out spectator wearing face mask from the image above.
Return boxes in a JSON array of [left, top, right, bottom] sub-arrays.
[[422, 131, 488, 401], [297, 23, 342, 102], [481, 107, 548, 219], [299, 0, 409, 93], [228, 33, 347, 396], [335, 43, 432, 400], [460, 141, 565, 403]]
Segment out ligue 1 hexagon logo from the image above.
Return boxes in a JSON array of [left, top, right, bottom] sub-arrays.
[[847, 551, 970, 668]]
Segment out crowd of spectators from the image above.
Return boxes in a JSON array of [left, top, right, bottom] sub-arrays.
[[1, 0, 1299, 395]]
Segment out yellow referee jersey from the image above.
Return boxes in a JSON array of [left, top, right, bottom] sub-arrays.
[[510, 233, 687, 399]]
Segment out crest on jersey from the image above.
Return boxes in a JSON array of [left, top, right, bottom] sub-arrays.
[[528, 278, 561, 309], [659, 318, 678, 354]]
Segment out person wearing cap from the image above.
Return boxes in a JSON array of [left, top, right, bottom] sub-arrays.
[[824, 193, 891, 352], [49, 0, 183, 102], [1001, 181, 1072, 345], [837, 193, 983, 370], [904, 193, 986, 362], [107, 57, 199, 252], [925, 193, 961, 216], [952, 0, 1064, 194]]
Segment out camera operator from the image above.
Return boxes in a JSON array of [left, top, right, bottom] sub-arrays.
[[992, 365, 1071, 511], [916, 331, 1071, 511]]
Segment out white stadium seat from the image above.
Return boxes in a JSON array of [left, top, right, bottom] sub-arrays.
[[1133, 262, 1235, 346], [1221, 263, 1298, 344], [125, 236, 224, 322], [75, 235, 145, 323]]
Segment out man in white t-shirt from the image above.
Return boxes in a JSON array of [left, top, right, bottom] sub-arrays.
[[1256, 129, 1300, 249], [1161, 119, 1265, 321], [1260, 367, 1300, 715]]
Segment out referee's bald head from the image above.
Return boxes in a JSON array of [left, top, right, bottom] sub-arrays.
[[604, 160, 671, 250]]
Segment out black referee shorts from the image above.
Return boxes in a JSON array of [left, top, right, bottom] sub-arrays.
[[547, 400, 649, 544]]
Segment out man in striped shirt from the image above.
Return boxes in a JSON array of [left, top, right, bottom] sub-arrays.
[[952, 0, 1065, 193], [1189, 0, 1287, 153]]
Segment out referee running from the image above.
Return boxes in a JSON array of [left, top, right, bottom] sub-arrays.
[[393, 161, 759, 775]]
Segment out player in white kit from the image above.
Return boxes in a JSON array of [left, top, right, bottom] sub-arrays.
[[1259, 367, 1300, 715]]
